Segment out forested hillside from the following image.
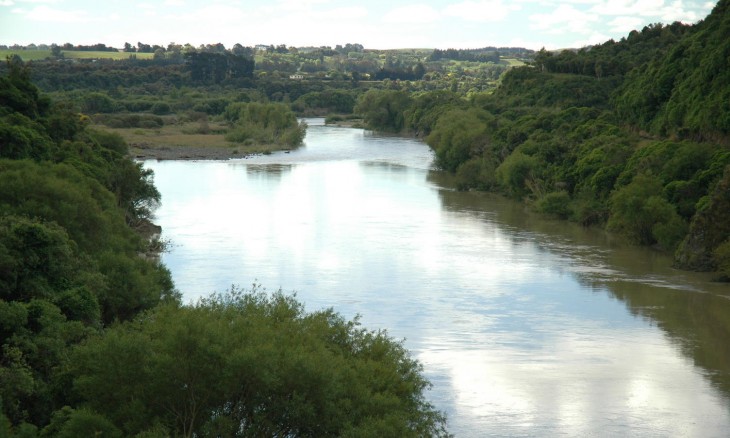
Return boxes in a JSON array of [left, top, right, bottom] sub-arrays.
[[0, 56, 177, 432], [613, 0, 730, 139], [356, 0, 730, 278]]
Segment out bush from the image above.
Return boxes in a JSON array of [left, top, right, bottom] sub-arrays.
[[607, 174, 686, 248], [427, 108, 493, 173], [496, 151, 539, 199], [536, 191, 572, 219], [72, 288, 450, 437], [150, 102, 171, 115], [94, 114, 164, 129], [223, 102, 306, 147], [81, 92, 116, 113], [713, 239, 730, 280]]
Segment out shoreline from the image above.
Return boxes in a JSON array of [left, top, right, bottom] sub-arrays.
[[130, 143, 295, 161]]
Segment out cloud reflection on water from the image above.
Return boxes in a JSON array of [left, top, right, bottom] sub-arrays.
[[145, 121, 730, 437]]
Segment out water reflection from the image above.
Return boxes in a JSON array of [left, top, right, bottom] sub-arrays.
[[244, 163, 294, 179], [145, 121, 730, 437], [435, 182, 730, 433]]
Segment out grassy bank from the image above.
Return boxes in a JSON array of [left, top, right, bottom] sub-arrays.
[[98, 120, 299, 160]]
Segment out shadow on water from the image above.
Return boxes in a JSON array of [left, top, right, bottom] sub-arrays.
[[242, 163, 294, 179], [359, 161, 410, 171], [434, 179, 730, 400]]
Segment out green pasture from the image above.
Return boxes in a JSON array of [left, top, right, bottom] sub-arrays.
[[0, 49, 51, 61], [62, 50, 154, 60], [0, 49, 154, 61], [502, 58, 527, 66]]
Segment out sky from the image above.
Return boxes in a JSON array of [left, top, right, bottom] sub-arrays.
[[0, 0, 718, 51]]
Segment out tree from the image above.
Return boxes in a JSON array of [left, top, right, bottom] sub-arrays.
[[607, 174, 686, 248], [354, 89, 412, 132], [50, 44, 62, 59], [427, 107, 494, 173], [223, 101, 306, 146], [72, 288, 451, 437]]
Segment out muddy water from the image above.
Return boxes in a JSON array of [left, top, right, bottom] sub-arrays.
[[144, 119, 730, 437]]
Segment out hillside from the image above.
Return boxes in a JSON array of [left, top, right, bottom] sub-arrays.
[[355, 0, 730, 277], [614, 0, 730, 141]]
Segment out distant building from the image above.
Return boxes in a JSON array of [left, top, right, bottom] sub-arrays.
[[289, 74, 304, 80]]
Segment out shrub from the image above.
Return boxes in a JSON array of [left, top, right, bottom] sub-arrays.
[[150, 102, 171, 115], [536, 191, 572, 219]]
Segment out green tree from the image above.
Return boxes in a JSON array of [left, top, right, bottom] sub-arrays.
[[607, 174, 686, 248], [676, 165, 730, 270], [224, 101, 306, 147], [427, 107, 494, 173], [72, 288, 451, 438], [41, 406, 122, 438], [354, 89, 411, 132], [495, 151, 540, 199]]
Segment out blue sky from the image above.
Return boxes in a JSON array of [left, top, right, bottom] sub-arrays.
[[0, 0, 718, 50]]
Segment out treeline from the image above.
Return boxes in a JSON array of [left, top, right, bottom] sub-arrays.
[[57, 43, 118, 52], [429, 47, 533, 63], [3, 40, 529, 98], [373, 63, 426, 81], [0, 59, 449, 436], [185, 51, 255, 84], [355, 0, 730, 278], [428, 48, 500, 63], [533, 22, 692, 78]]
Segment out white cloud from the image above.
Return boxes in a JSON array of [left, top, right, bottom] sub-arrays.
[[608, 15, 643, 33], [0, 1, 15, 6], [529, 4, 599, 35], [591, 0, 666, 16], [657, 1, 701, 22], [164, 0, 185, 5], [170, 4, 249, 24], [443, 0, 518, 22], [570, 30, 612, 48], [25, 5, 91, 22], [318, 6, 368, 20], [275, 0, 329, 13], [383, 4, 439, 24], [589, 0, 708, 22]]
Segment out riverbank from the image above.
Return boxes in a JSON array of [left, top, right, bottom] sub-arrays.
[[129, 142, 293, 160], [95, 123, 298, 160]]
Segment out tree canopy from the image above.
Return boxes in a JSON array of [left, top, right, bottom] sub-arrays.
[[70, 288, 450, 438]]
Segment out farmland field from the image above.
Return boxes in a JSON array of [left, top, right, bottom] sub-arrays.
[[0, 49, 154, 61]]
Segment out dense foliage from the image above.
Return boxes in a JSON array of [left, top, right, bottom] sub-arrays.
[[0, 58, 449, 436], [71, 288, 449, 437], [613, 0, 730, 139], [0, 57, 176, 432], [224, 101, 307, 146]]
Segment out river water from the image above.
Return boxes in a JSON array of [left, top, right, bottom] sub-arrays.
[[144, 119, 730, 437]]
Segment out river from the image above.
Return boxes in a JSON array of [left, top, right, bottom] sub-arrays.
[[144, 119, 730, 437]]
